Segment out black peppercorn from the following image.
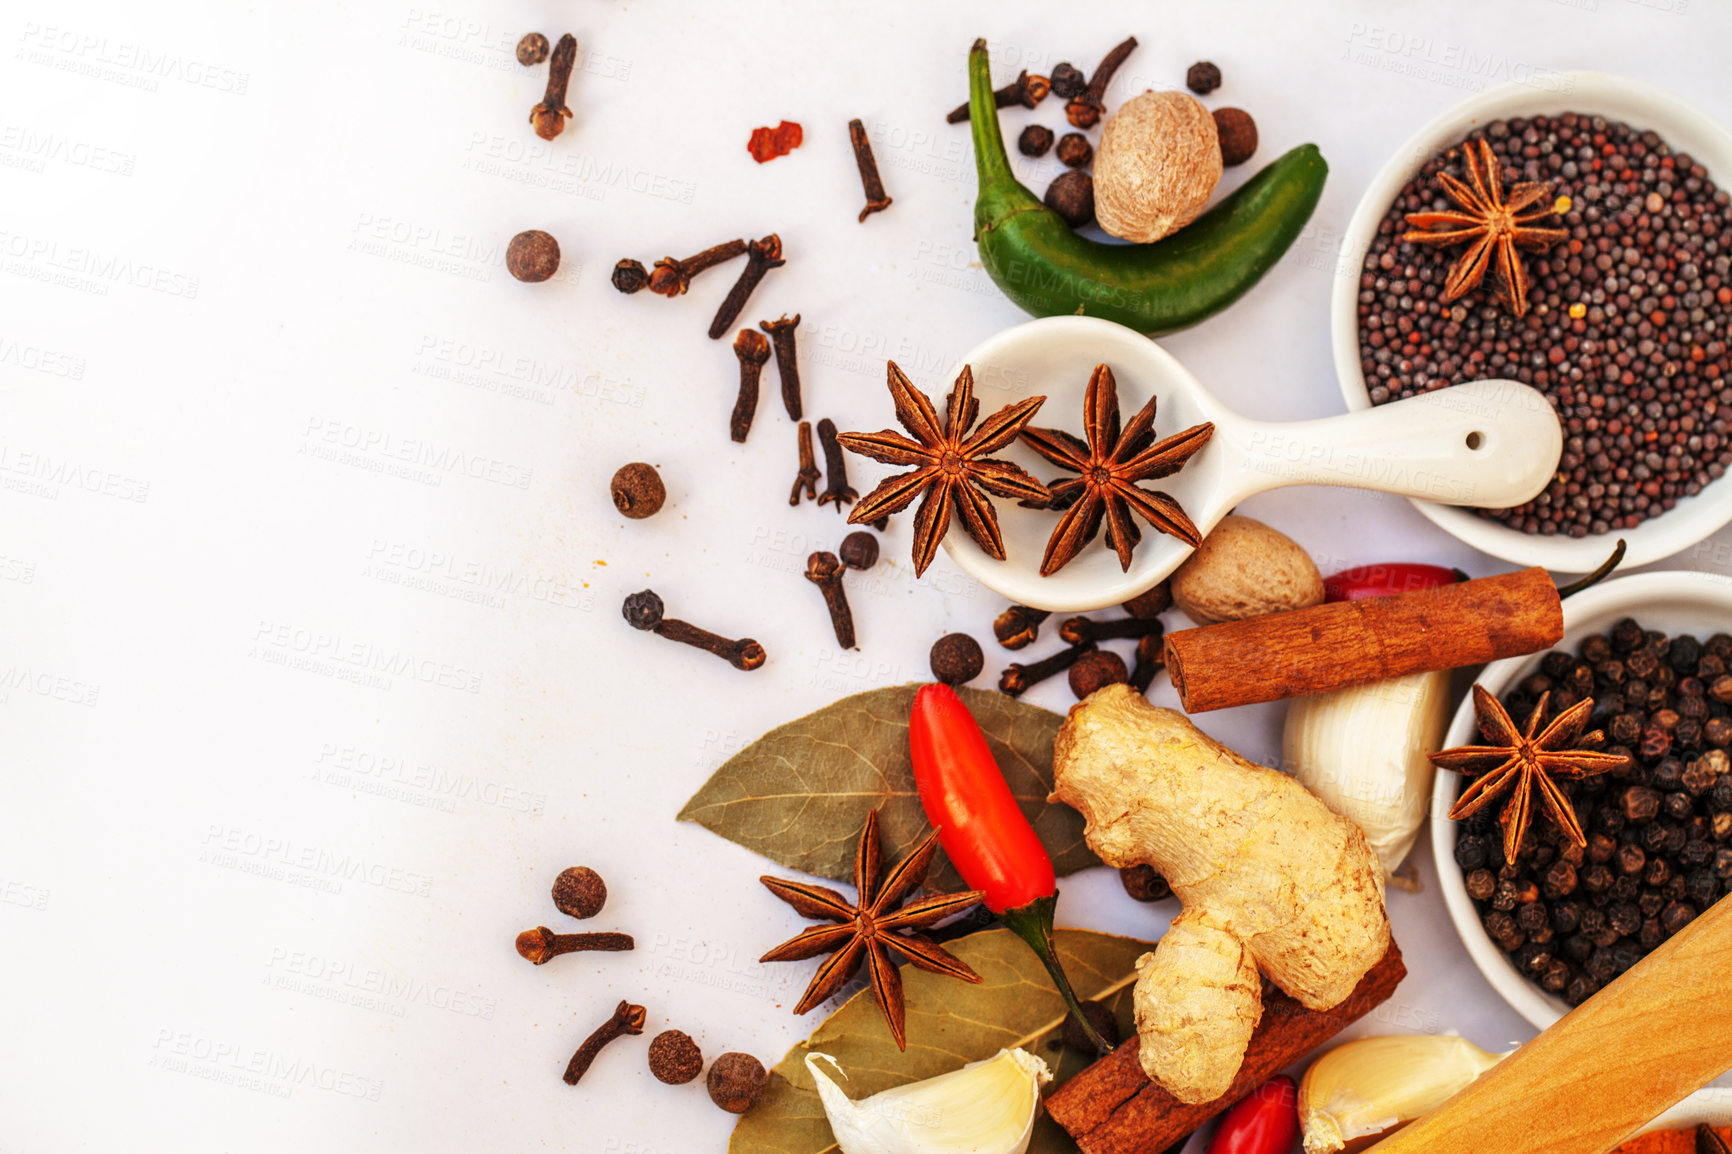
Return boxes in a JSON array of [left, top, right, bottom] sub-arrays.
[[1613, 618, 1646, 654], [1068, 649, 1128, 699], [1119, 864, 1172, 902], [930, 633, 985, 686], [1185, 60, 1222, 94], [648, 1030, 704, 1085], [1551, 899, 1583, 934], [1565, 973, 1599, 1006], [1213, 108, 1258, 167], [1465, 868, 1497, 901], [707, 1052, 767, 1114], [1623, 786, 1662, 822], [1018, 124, 1055, 158], [1055, 132, 1093, 169], [1049, 62, 1087, 100], [507, 230, 561, 283], [552, 866, 607, 919], [1044, 170, 1094, 228], [517, 32, 550, 66], [611, 462, 666, 519], [612, 259, 650, 294], [1061, 1000, 1121, 1055], [838, 531, 879, 571], [1454, 834, 1489, 872]]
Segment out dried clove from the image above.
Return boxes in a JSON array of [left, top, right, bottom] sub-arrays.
[[649, 238, 747, 297], [1059, 615, 1164, 646], [759, 314, 804, 420], [709, 235, 784, 340], [946, 70, 1051, 124], [930, 633, 984, 685], [506, 230, 560, 282], [848, 119, 894, 222], [622, 589, 766, 671], [530, 33, 577, 141], [1068, 649, 1128, 699], [1129, 631, 1166, 693], [816, 418, 857, 511], [516, 32, 550, 66], [999, 641, 1093, 697], [515, 926, 634, 965], [1049, 62, 1087, 100], [1067, 36, 1138, 129], [994, 604, 1052, 650], [552, 866, 607, 919], [1120, 863, 1173, 902], [610, 462, 665, 519], [730, 329, 771, 443], [612, 259, 650, 294], [564, 1000, 646, 1086], [838, 531, 879, 571], [805, 551, 856, 649], [790, 421, 820, 506]]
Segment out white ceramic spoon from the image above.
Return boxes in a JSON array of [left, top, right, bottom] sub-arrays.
[[938, 316, 1563, 613]]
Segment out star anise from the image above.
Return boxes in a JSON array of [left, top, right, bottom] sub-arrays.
[[1432, 685, 1625, 863], [1401, 137, 1569, 317], [758, 809, 984, 1051], [837, 362, 1049, 577], [1020, 363, 1214, 576]]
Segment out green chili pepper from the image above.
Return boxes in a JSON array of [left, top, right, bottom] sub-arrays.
[[968, 38, 1328, 335]]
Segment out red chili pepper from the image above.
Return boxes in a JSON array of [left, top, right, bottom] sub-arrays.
[[908, 682, 1112, 1053], [1322, 562, 1466, 602], [1205, 1075, 1299, 1154]]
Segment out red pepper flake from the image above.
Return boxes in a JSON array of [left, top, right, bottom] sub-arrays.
[[747, 120, 804, 163]]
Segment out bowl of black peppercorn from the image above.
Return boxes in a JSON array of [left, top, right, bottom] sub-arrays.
[[1432, 569, 1732, 1031], [1332, 73, 1732, 574]]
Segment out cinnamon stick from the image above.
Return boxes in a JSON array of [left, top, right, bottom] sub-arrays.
[[1164, 568, 1562, 712], [1046, 941, 1406, 1154]]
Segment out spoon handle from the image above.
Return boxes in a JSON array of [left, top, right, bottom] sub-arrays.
[[1219, 379, 1562, 509]]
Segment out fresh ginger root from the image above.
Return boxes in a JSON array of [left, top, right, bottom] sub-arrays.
[[1051, 685, 1390, 1104]]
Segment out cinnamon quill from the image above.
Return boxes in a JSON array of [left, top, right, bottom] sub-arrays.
[[1164, 567, 1563, 712]]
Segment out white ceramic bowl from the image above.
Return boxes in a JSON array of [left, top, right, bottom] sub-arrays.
[[1630, 1088, 1732, 1141], [1432, 570, 1732, 1030], [1332, 73, 1732, 572]]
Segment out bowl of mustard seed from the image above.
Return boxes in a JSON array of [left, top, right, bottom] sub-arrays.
[[1333, 74, 1732, 572]]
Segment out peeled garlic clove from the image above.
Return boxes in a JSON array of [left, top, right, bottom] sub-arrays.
[[1299, 1034, 1508, 1154], [1282, 669, 1451, 878], [805, 1047, 1052, 1154]]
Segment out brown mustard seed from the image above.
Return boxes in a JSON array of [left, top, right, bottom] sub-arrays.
[[1045, 170, 1094, 229], [1018, 124, 1055, 158], [839, 530, 879, 571], [1122, 582, 1172, 618], [612, 258, 649, 294], [552, 866, 606, 919], [610, 462, 665, 519], [1055, 132, 1093, 169], [1061, 1000, 1121, 1055], [648, 1030, 704, 1085], [930, 633, 985, 686], [1186, 61, 1222, 95], [507, 230, 560, 282], [1119, 863, 1172, 902], [706, 1051, 767, 1114], [1213, 108, 1258, 167], [516, 32, 549, 66], [1068, 648, 1128, 699]]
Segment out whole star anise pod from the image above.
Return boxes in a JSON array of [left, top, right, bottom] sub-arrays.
[[1402, 137, 1569, 318], [1432, 685, 1624, 863], [758, 808, 984, 1051], [1020, 364, 1213, 576], [837, 362, 1049, 576]]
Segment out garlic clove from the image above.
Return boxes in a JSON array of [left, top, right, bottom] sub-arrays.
[[805, 1047, 1052, 1154], [1299, 1034, 1508, 1154]]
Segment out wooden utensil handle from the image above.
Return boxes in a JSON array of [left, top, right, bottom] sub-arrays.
[[1366, 896, 1732, 1154]]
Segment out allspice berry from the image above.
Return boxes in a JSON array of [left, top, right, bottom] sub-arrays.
[[1055, 132, 1093, 169], [506, 230, 561, 282], [648, 1030, 704, 1085], [516, 32, 550, 66], [1122, 582, 1172, 619], [552, 866, 607, 919], [1213, 108, 1258, 167], [1119, 863, 1172, 902], [612, 258, 649, 294], [930, 633, 984, 686], [1018, 124, 1055, 158], [1068, 649, 1128, 699], [707, 1052, 767, 1114], [610, 462, 665, 519], [839, 531, 879, 571], [1061, 1000, 1121, 1055], [1044, 170, 1095, 229], [1186, 61, 1223, 95]]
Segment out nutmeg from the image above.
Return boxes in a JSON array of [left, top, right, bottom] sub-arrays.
[[1093, 90, 1222, 244], [1169, 514, 1323, 624]]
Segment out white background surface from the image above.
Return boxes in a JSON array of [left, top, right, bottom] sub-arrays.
[[2, 1, 1728, 1151]]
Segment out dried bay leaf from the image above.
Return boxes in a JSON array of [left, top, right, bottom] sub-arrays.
[[730, 926, 1150, 1154], [678, 684, 1097, 894]]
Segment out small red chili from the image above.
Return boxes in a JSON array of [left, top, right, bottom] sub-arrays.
[[1205, 1074, 1299, 1154], [909, 682, 1112, 1053], [1322, 562, 1466, 602]]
